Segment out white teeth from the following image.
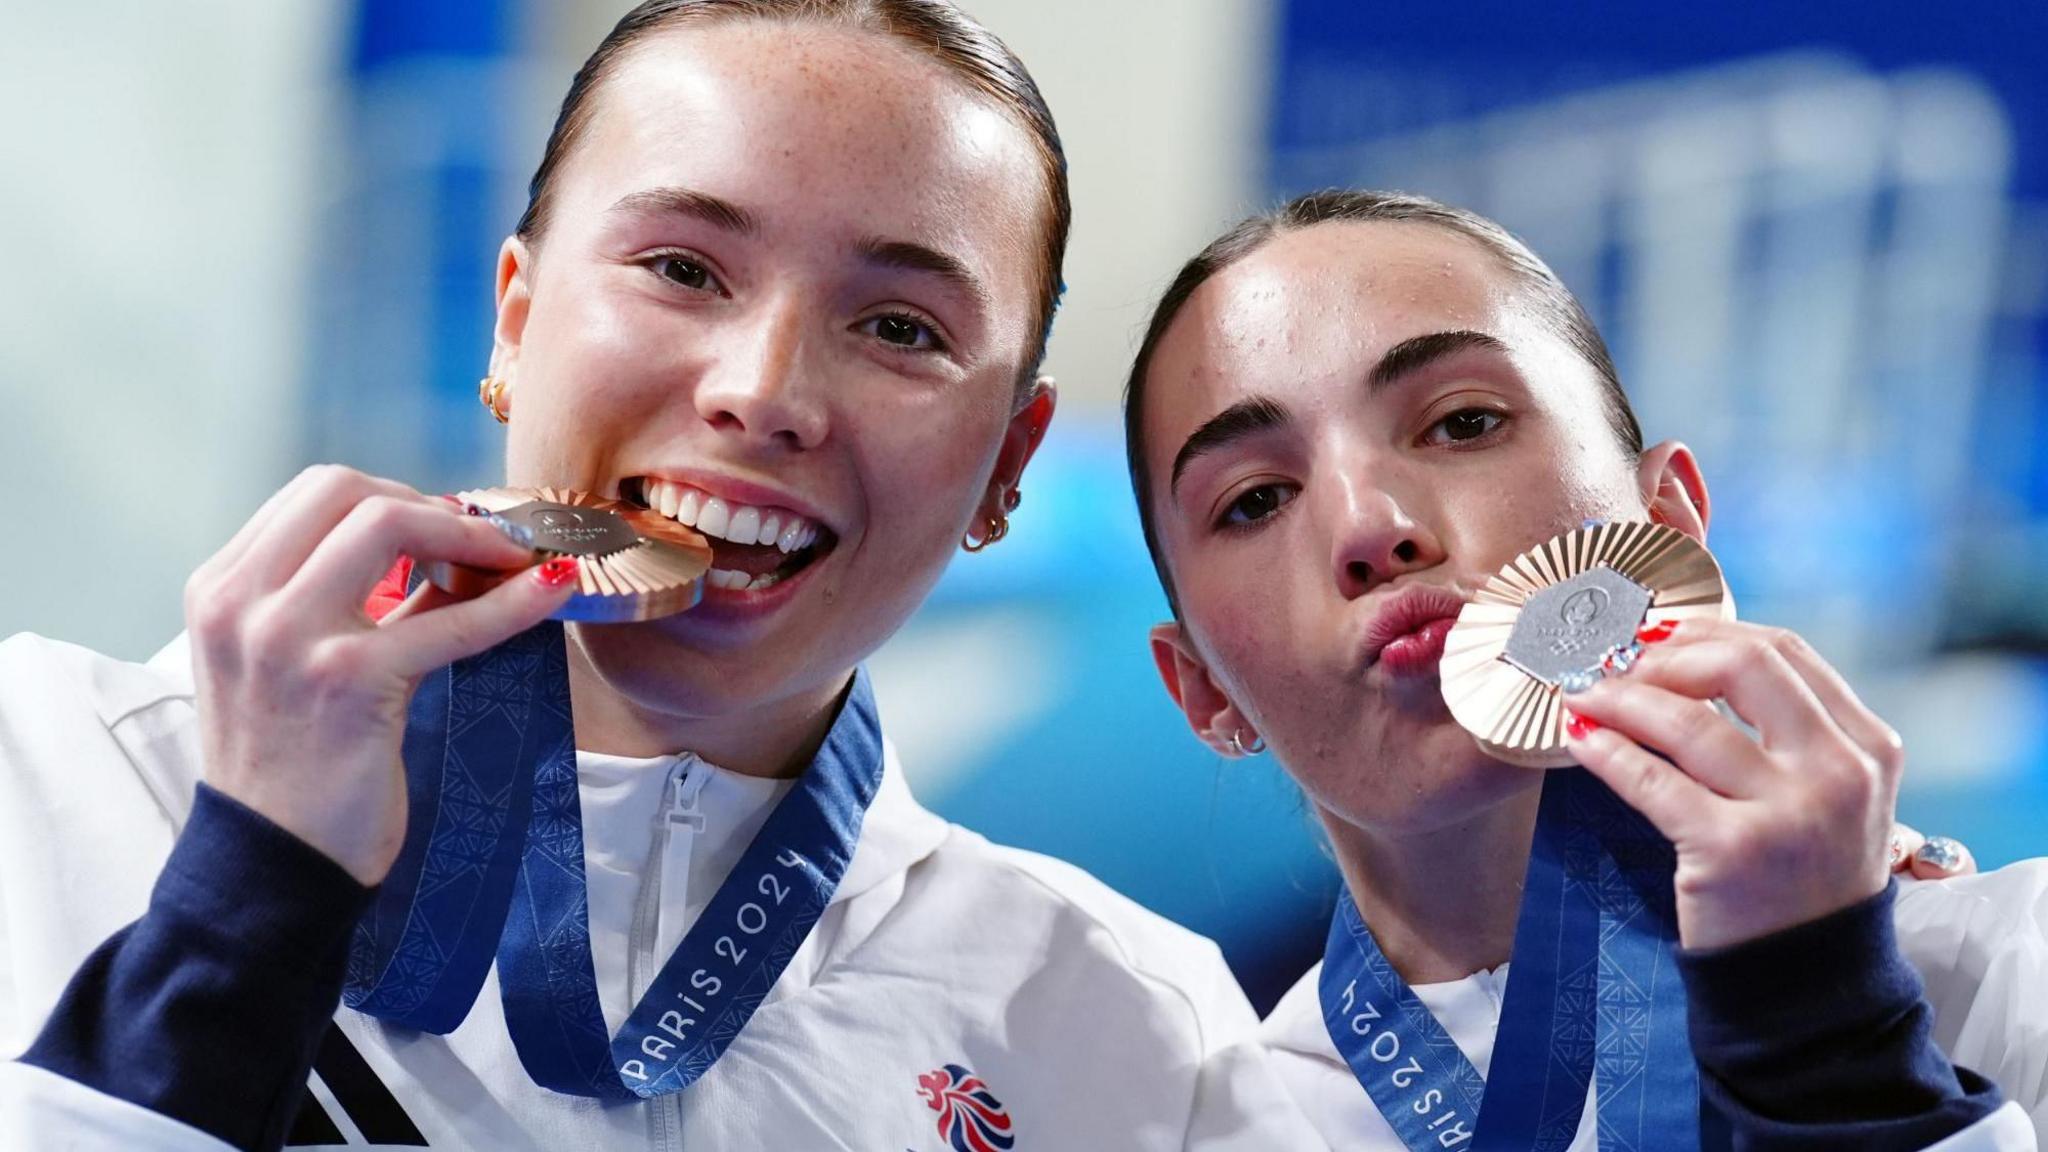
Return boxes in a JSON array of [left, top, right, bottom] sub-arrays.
[[728, 506, 760, 545], [697, 497, 731, 539], [633, 479, 823, 550], [703, 567, 782, 593]]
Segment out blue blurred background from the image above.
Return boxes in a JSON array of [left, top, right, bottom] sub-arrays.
[[3, 0, 2042, 1012]]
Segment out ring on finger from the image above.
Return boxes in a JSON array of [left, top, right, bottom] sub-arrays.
[[1915, 835, 1966, 873]]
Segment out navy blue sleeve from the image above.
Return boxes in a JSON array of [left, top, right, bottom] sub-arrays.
[[20, 782, 373, 1152], [1677, 880, 2006, 1151]]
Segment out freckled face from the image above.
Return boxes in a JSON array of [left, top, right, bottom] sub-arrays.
[[495, 23, 1046, 718], [1142, 222, 1645, 834]]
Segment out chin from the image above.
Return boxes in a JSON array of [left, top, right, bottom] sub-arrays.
[[1310, 716, 1539, 838], [570, 621, 783, 715]]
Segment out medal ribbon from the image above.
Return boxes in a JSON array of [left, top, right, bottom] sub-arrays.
[[1321, 768, 1723, 1151], [346, 620, 883, 1099]]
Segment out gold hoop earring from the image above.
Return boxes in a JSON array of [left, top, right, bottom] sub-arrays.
[[962, 513, 1009, 553], [479, 375, 511, 424], [1002, 487, 1021, 513]]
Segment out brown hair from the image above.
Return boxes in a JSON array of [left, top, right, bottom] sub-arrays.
[[1123, 188, 1643, 615], [514, 0, 1068, 380]]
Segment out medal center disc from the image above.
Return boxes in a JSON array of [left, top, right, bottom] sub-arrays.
[[497, 500, 642, 558], [1501, 565, 1652, 685]]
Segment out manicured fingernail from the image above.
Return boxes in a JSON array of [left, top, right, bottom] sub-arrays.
[[1558, 669, 1599, 695], [1564, 711, 1600, 740], [1637, 619, 1679, 644], [1914, 836, 1965, 873], [536, 557, 579, 588], [437, 494, 465, 507]]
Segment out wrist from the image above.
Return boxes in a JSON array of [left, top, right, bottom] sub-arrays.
[[1679, 866, 1889, 951], [206, 769, 403, 887]]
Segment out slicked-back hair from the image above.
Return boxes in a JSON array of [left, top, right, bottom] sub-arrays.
[[516, 0, 1069, 381], [1123, 189, 1644, 616]]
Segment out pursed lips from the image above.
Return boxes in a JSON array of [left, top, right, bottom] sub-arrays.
[[1361, 586, 1470, 674]]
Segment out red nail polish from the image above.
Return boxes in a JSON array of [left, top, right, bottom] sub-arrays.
[[1565, 711, 1601, 740], [536, 557, 579, 588], [437, 494, 464, 506], [1637, 619, 1679, 644]]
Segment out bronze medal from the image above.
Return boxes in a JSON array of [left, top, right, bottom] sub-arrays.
[[424, 487, 712, 623], [1440, 520, 1732, 767]]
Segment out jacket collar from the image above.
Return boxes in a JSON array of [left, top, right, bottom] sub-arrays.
[[835, 737, 947, 904], [1259, 961, 1340, 1062]]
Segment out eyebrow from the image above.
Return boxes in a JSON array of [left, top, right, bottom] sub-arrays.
[[606, 186, 758, 235], [1165, 330, 1513, 497], [1170, 396, 1292, 496], [854, 236, 990, 308], [1369, 329, 1512, 392]]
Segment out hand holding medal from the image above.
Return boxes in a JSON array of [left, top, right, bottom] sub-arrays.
[[184, 468, 586, 886], [1443, 520, 1904, 950]]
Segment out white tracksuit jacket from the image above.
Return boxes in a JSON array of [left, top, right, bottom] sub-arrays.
[[0, 632, 1324, 1151]]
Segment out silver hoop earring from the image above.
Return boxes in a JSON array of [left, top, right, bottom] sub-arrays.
[[1226, 730, 1265, 758]]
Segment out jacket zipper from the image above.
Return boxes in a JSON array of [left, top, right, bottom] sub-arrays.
[[634, 756, 705, 1152]]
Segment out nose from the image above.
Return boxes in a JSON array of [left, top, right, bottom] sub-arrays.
[[691, 295, 829, 451], [1329, 477, 1444, 600]]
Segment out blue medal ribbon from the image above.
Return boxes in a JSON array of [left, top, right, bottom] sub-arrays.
[[1322, 768, 1725, 1152], [344, 623, 554, 1032], [346, 619, 884, 1099], [1583, 772, 1702, 1152]]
